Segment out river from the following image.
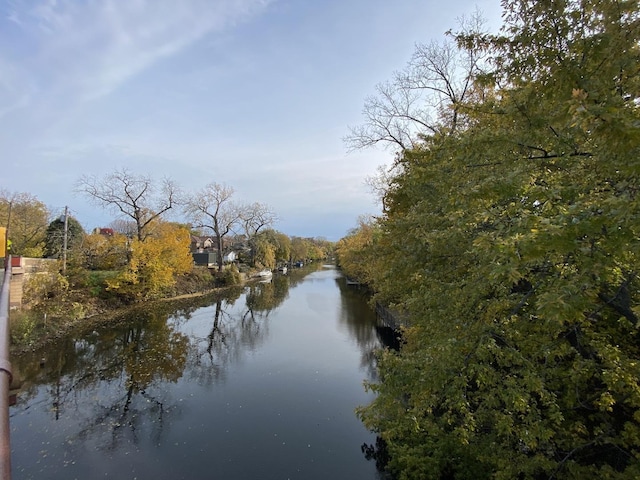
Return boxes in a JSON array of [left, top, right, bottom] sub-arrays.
[[9, 264, 388, 480]]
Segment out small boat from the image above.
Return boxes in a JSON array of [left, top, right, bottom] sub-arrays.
[[278, 266, 287, 274], [256, 269, 273, 278]]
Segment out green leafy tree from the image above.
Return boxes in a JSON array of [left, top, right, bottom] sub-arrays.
[[253, 235, 276, 270], [44, 215, 85, 259], [290, 237, 309, 263], [254, 229, 291, 267], [351, 1, 640, 478], [289, 237, 331, 263], [0, 190, 49, 257]]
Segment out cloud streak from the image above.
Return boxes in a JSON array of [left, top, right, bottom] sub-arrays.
[[1, 0, 503, 240], [2, 0, 273, 109]]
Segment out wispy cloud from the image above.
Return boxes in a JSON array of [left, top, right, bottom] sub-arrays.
[[1, 0, 502, 240], [0, 57, 34, 118], [1, 0, 273, 109]]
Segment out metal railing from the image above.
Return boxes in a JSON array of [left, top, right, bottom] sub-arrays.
[[0, 258, 12, 479]]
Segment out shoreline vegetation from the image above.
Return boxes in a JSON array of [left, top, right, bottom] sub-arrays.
[[5, 231, 333, 357], [2, 189, 334, 359], [9, 266, 256, 357], [335, 1, 640, 478]]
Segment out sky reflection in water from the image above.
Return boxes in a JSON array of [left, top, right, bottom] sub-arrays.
[[10, 265, 387, 480]]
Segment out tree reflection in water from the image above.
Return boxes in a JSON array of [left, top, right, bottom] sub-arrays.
[[9, 264, 386, 479], [187, 277, 290, 386], [12, 276, 300, 453], [334, 276, 398, 382], [12, 306, 191, 452]]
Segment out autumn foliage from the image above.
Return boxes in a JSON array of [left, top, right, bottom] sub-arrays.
[[106, 222, 193, 301], [341, 1, 640, 478]]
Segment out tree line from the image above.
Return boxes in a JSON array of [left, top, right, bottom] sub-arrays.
[[1, 172, 332, 308], [337, 1, 640, 478]]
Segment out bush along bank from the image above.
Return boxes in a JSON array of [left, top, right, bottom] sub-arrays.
[[10, 264, 244, 354]]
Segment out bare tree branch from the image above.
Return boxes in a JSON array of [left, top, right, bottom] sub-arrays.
[[344, 11, 490, 153], [76, 168, 177, 241], [183, 183, 243, 272], [240, 202, 277, 238]]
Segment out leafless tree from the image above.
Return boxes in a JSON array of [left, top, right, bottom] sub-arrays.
[[240, 202, 276, 238], [107, 219, 138, 238], [76, 168, 177, 241], [344, 11, 489, 153], [183, 183, 243, 272], [239, 202, 277, 266]]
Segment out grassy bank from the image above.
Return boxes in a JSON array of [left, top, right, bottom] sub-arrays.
[[9, 266, 247, 356]]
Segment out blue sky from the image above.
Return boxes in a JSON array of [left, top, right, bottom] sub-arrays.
[[0, 0, 502, 241]]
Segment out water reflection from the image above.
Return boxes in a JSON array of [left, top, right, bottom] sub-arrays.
[[335, 276, 402, 380], [187, 293, 272, 387], [10, 264, 385, 480], [12, 307, 191, 457]]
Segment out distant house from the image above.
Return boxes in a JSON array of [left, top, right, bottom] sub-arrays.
[[191, 235, 215, 253], [93, 228, 114, 236], [191, 236, 239, 265]]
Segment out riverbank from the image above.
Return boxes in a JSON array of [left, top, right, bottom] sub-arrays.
[[9, 267, 256, 357]]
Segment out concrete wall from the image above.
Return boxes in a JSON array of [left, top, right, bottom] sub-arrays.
[[1, 257, 57, 309]]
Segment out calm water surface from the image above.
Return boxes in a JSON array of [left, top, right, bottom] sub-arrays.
[[10, 265, 386, 479]]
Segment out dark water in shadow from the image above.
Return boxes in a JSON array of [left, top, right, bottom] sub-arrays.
[[10, 265, 387, 480]]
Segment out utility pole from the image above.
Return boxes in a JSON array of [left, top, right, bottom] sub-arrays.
[[62, 206, 68, 275]]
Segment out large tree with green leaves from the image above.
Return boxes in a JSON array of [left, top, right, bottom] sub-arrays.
[[44, 215, 85, 259], [0, 190, 50, 257], [350, 1, 640, 478]]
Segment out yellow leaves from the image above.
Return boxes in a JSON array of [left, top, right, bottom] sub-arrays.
[[0, 192, 49, 256], [335, 219, 382, 287], [83, 232, 128, 270], [596, 392, 616, 412], [254, 237, 276, 270], [23, 267, 70, 313], [107, 222, 193, 300]]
